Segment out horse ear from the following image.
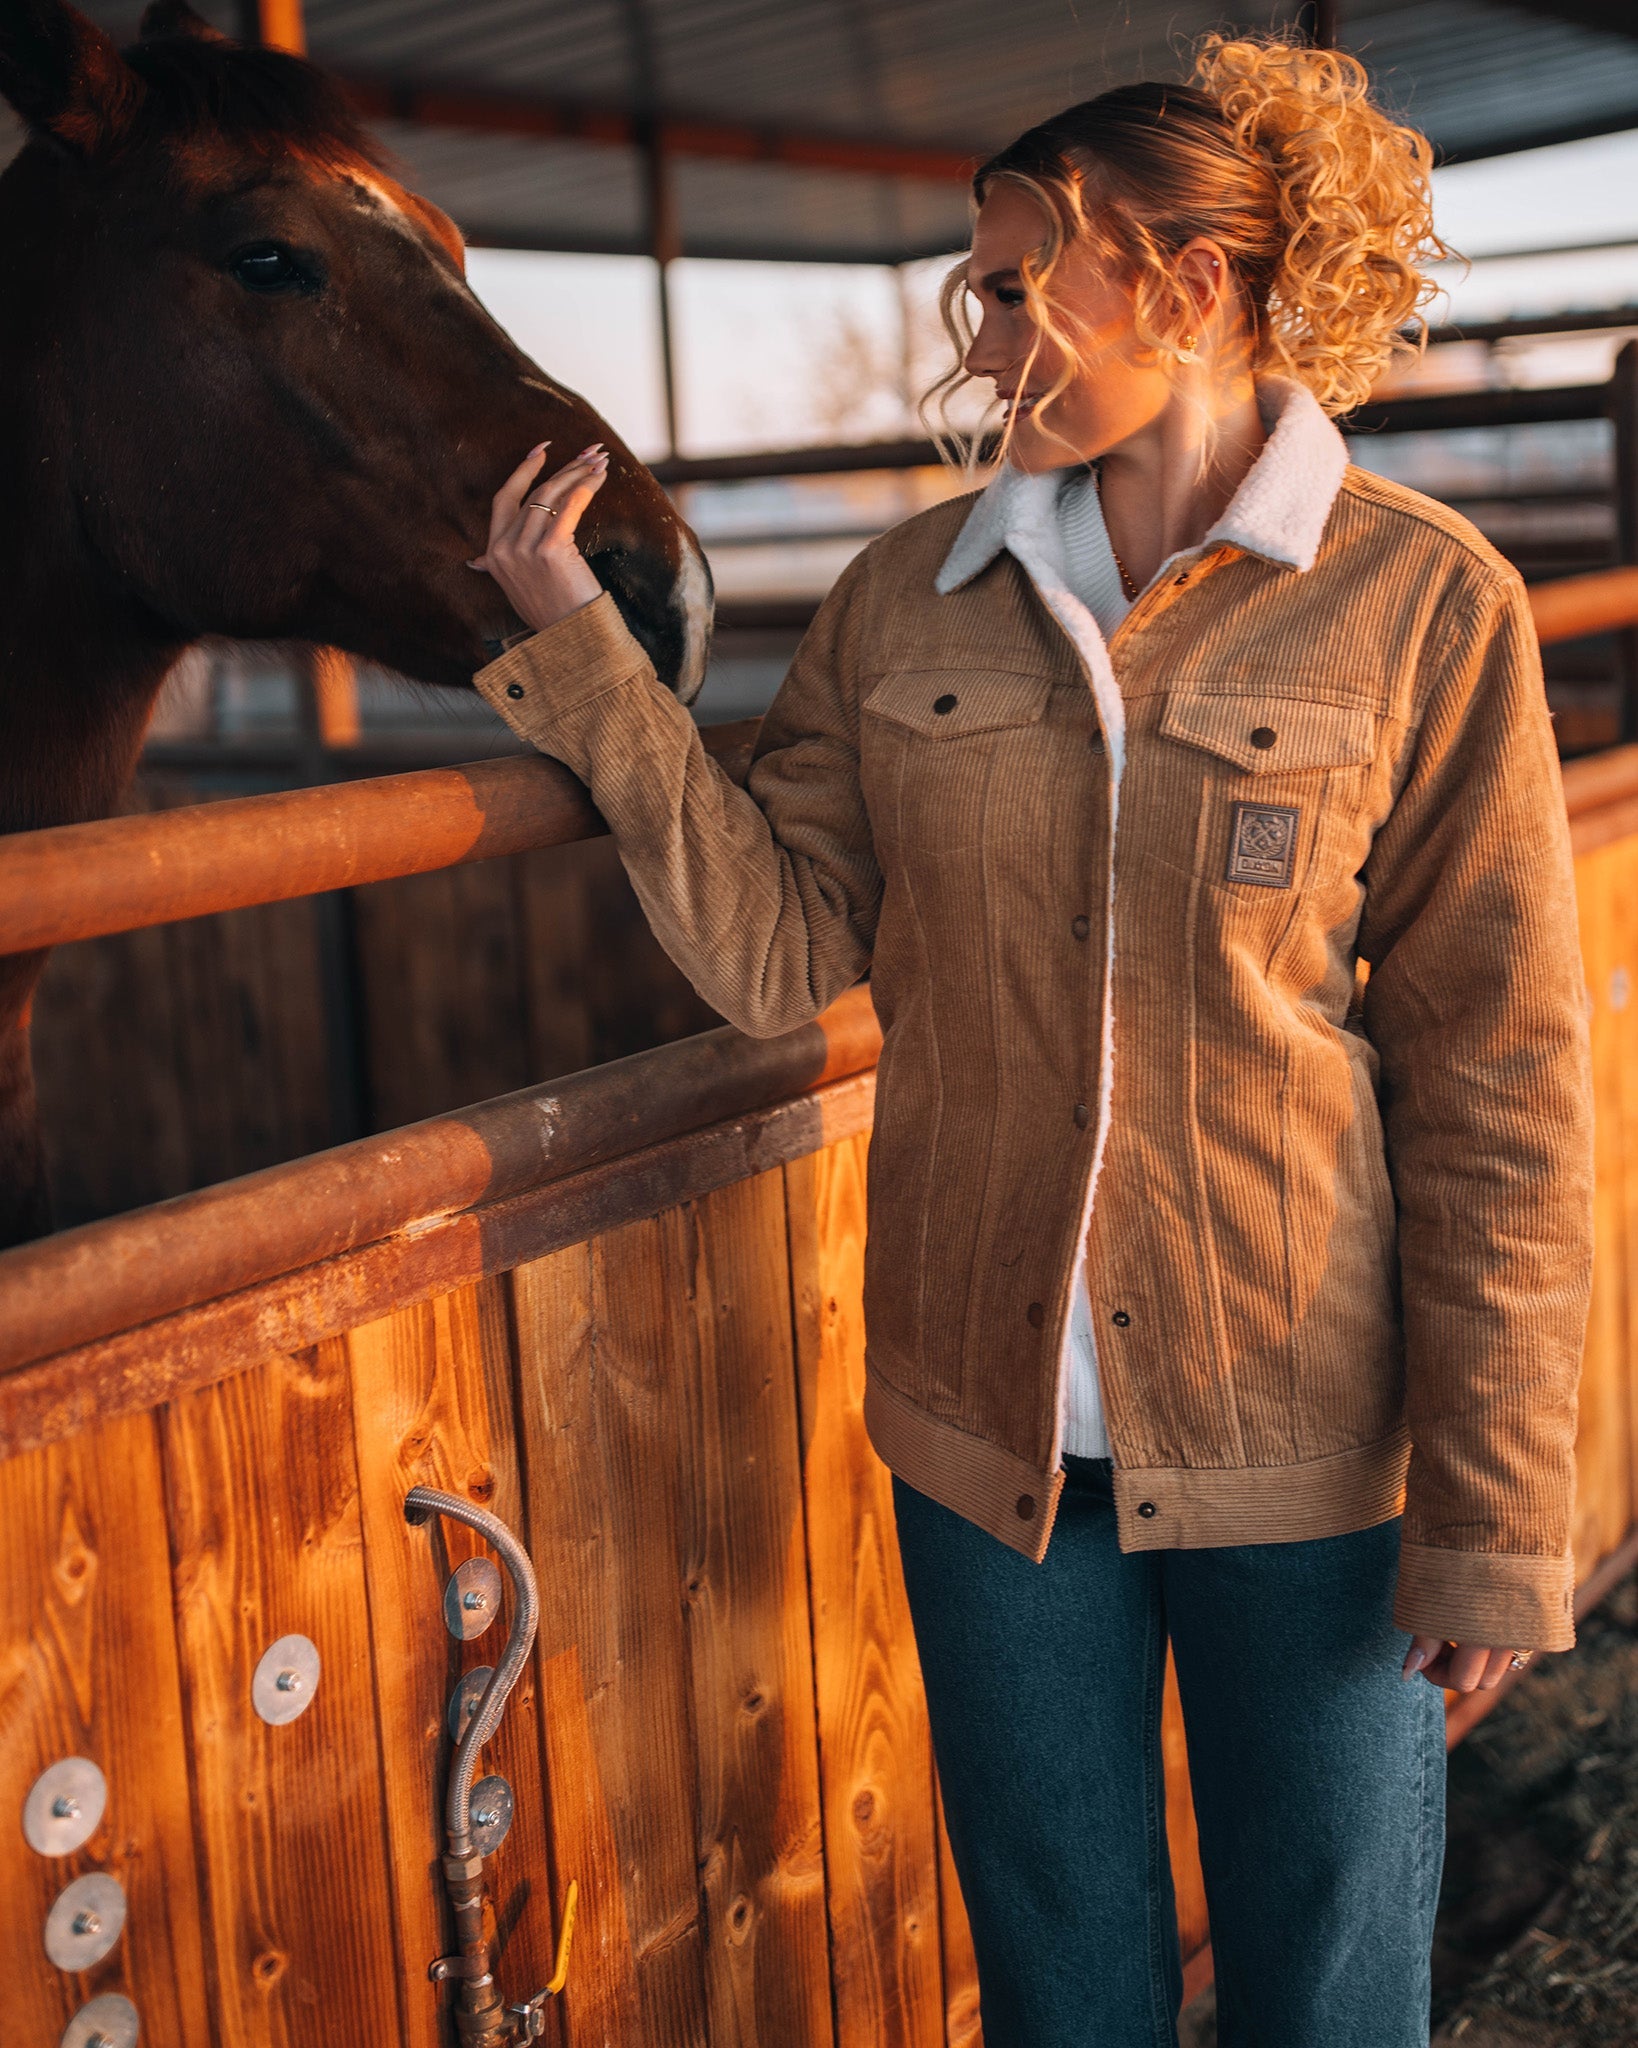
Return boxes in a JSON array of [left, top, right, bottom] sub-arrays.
[[0, 0, 143, 154], [138, 2, 228, 42]]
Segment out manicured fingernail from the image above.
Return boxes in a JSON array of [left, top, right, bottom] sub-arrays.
[[1402, 1647, 1427, 1678]]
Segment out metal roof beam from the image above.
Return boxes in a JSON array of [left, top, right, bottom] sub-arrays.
[[339, 74, 981, 184]]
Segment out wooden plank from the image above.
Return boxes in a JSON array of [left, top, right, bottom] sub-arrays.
[[0, 1411, 211, 2048], [785, 1135, 945, 2048], [933, 1794, 982, 2048], [538, 1644, 644, 2046], [161, 1341, 404, 2046], [573, 838, 721, 1067], [1573, 840, 1634, 1572], [1160, 1652, 1210, 1964], [513, 839, 597, 1083], [1611, 840, 1638, 1569], [352, 860, 532, 1132], [160, 895, 332, 1193], [511, 1232, 711, 2048], [0, 1072, 876, 1465], [33, 919, 192, 1224], [669, 1172, 833, 2047], [347, 1284, 564, 2048]]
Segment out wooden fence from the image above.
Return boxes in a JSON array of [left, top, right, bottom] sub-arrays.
[[4, 566, 1638, 2047]]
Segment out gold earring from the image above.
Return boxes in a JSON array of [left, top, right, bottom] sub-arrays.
[[1176, 333, 1200, 364]]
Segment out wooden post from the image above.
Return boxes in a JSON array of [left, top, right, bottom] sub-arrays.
[[307, 646, 363, 749], [1612, 340, 1638, 744], [645, 125, 683, 460], [253, 0, 306, 53]]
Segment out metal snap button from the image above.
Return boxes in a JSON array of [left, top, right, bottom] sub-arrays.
[[1073, 1103, 1090, 1129], [1016, 1493, 1036, 1520], [506, 682, 525, 700], [933, 693, 958, 714], [1111, 1309, 1131, 1328], [1137, 1500, 1158, 1519], [1071, 915, 1091, 940], [1026, 1301, 1046, 1329], [1250, 725, 1276, 749]]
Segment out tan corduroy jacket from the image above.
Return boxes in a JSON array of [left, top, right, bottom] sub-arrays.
[[475, 388, 1593, 1652]]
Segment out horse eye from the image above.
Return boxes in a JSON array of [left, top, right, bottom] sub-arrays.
[[229, 243, 311, 294]]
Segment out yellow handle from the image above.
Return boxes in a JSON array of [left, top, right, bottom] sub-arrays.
[[545, 1879, 578, 1997]]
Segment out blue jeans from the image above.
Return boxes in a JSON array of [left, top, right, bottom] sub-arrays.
[[892, 1457, 1445, 2048]]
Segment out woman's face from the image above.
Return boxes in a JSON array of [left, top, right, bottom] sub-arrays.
[[962, 182, 1188, 473]]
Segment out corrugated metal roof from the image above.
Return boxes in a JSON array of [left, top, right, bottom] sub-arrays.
[[2, 1, 1636, 262]]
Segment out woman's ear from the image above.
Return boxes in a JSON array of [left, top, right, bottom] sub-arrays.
[[1175, 239, 1233, 332], [0, 0, 143, 156]]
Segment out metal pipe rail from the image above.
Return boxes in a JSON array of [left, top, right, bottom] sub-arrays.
[[0, 718, 757, 958], [0, 569, 1634, 963], [0, 982, 881, 1384]]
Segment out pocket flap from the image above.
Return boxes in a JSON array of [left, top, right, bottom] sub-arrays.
[[865, 669, 1054, 738], [1161, 693, 1377, 773]]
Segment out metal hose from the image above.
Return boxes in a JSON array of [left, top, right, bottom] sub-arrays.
[[404, 1485, 541, 1857]]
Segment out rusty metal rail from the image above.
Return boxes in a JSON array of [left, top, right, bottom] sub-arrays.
[[0, 567, 1633, 963], [0, 720, 759, 957], [0, 982, 880, 1384]]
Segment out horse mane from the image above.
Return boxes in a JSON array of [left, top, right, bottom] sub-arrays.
[[122, 29, 383, 170]]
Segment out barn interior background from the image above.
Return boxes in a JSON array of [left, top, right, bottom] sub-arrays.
[[5, 3, 1638, 2046]]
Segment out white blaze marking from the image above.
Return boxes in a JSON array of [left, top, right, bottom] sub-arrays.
[[672, 542, 714, 706]]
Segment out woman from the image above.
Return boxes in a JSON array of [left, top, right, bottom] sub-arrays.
[[467, 36, 1592, 2047]]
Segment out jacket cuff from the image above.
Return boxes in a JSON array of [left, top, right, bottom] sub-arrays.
[[474, 592, 654, 746], [1394, 1540, 1575, 1652]]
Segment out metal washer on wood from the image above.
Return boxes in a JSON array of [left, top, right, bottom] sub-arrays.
[[448, 1665, 495, 1743], [252, 1634, 321, 1726], [445, 1557, 504, 1640], [44, 1873, 127, 1972], [468, 1774, 514, 1854], [60, 1993, 140, 2048], [24, 1758, 107, 1858]]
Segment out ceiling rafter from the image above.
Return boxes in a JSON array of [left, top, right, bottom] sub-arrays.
[[338, 74, 983, 184]]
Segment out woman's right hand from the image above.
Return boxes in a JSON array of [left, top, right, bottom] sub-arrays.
[[468, 440, 610, 633]]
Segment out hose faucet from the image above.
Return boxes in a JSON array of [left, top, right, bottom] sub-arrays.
[[404, 1486, 576, 2046]]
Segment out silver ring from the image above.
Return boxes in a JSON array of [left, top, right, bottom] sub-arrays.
[[525, 501, 558, 515], [1509, 1651, 1531, 1670]]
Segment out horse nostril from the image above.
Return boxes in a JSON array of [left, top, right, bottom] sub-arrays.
[[587, 537, 713, 706]]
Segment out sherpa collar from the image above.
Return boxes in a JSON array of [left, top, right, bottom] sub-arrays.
[[934, 376, 1349, 597]]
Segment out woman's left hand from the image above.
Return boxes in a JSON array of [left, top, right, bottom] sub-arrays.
[[1403, 1636, 1524, 1692], [468, 439, 610, 633]]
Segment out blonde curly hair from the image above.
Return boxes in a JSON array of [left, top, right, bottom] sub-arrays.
[[927, 35, 1450, 447]]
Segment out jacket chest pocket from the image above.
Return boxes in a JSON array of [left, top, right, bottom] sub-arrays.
[[862, 668, 1057, 853], [1156, 691, 1379, 896]]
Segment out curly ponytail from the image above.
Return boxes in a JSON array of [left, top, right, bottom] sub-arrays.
[[930, 34, 1449, 428]]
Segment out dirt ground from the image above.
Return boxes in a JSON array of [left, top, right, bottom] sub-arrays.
[[1179, 1571, 1638, 2046]]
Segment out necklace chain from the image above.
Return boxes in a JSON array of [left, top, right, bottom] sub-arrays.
[[1090, 459, 1139, 600]]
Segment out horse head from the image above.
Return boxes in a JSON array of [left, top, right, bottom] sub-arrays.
[[0, 0, 713, 700]]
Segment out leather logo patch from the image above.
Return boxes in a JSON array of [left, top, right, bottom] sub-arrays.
[[1225, 802, 1300, 888]]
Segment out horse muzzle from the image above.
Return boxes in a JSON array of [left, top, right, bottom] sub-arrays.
[[584, 523, 714, 709]]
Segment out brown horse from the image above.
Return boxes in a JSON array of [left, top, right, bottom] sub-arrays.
[[0, 0, 712, 1245]]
